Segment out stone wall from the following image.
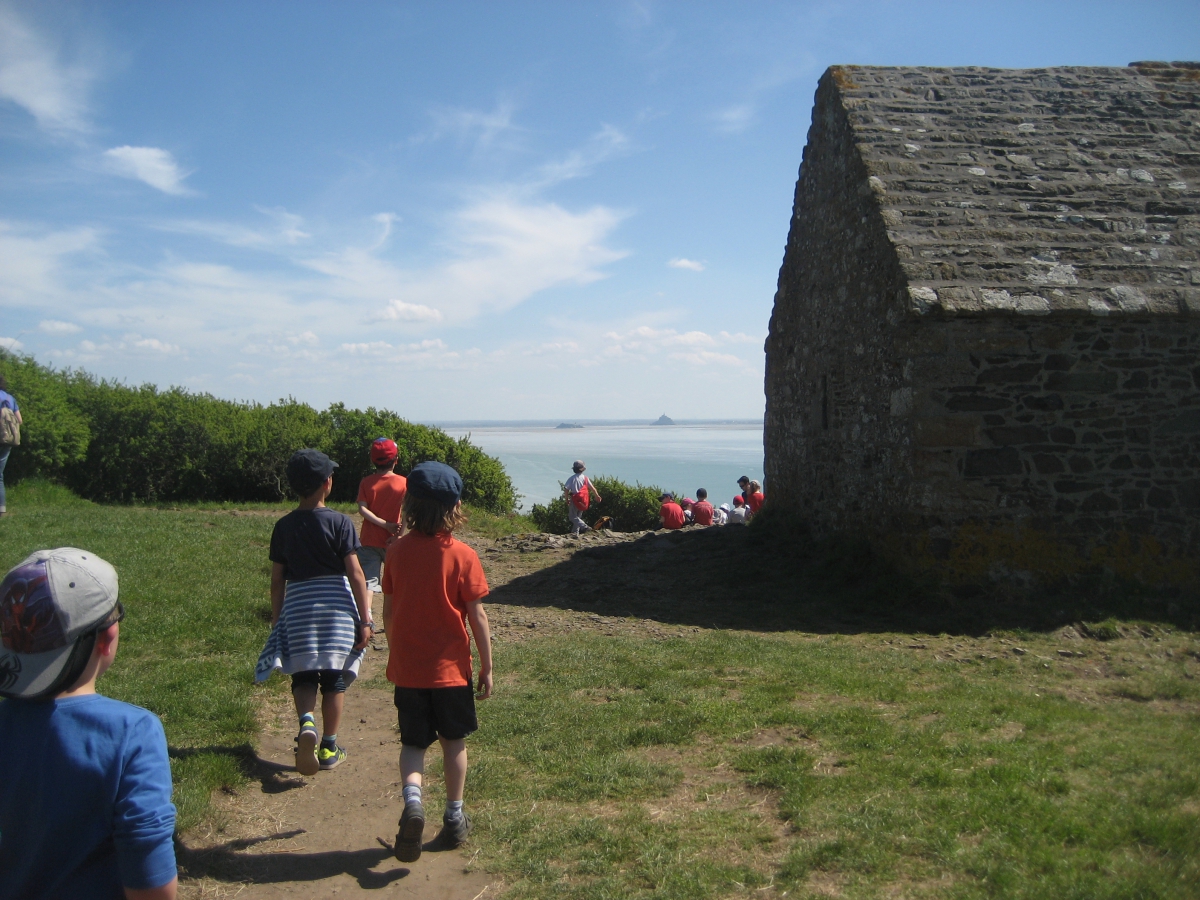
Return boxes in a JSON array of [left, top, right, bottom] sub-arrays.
[[765, 65, 1200, 584]]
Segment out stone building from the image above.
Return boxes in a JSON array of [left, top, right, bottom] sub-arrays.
[[764, 63, 1199, 585]]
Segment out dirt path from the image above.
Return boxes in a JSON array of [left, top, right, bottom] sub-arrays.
[[176, 525, 681, 900]]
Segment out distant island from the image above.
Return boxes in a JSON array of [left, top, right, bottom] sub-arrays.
[[652, 414, 675, 426], [555, 422, 584, 429]]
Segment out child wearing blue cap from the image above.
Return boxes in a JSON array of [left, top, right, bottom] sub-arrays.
[[255, 449, 374, 775], [381, 461, 493, 862]]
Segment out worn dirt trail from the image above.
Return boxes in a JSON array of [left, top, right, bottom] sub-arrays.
[[176, 525, 697, 900]]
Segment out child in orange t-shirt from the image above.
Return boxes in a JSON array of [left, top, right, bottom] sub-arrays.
[[356, 438, 407, 592], [381, 461, 492, 863]]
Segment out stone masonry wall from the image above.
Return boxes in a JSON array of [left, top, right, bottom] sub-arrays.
[[765, 70, 913, 521], [899, 317, 1200, 559], [766, 65, 1200, 583]]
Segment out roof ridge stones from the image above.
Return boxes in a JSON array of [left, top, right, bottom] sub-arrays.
[[824, 64, 1200, 318]]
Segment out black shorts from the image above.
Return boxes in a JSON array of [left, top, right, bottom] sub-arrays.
[[394, 685, 478, 748], [291, 669, 347, 694]]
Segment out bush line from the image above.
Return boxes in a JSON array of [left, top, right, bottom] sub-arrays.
[[0, 352, 516, 512]]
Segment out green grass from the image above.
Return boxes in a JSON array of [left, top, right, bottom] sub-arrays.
[[0, 480, 286, 829], [2, 480, 1197, 898], [470, 633, 1199, 899]]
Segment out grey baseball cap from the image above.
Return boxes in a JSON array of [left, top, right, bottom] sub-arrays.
[[0, 548, 120, 699]]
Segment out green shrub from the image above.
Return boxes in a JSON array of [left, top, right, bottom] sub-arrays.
[[530, 475, 665, 533], [0, 352, 516, 512]]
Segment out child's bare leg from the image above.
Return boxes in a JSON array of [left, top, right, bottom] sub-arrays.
[[321, 690, 344, 739], [292, 683, 318, 718], [440, 737, 467, 802], [401, 745, 426, 786]]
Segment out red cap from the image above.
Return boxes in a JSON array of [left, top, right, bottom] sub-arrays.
[[733, 496, 745, 506], [370, 438, 398, 465]]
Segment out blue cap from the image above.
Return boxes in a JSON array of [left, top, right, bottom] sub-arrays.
[[286, 448, 337, 495], [407, 461, 463, 506]]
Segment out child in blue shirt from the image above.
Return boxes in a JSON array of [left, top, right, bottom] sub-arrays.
[[0, 548, 178, 899]]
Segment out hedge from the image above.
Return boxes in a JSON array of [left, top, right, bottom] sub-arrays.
[[529, 475, 666, 533], [0, 352, 516, 512]]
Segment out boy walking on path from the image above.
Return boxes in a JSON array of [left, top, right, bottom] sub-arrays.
[[357, 437, 407, 592], [0, 548, 179, 899], [382, 461, 493, 863], [564, 460, 601, 535], [255, 449, 374, 776]]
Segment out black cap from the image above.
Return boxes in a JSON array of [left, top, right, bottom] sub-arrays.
[[407, 461, 463, 506], [659, 492, 674, 501], [286, 449, 338, 495]]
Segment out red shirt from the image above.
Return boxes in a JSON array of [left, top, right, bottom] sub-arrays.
[[692, 500, 714, 525], [747, 492, 765, 514], [659, 501, 685, 529], [357, 472, 407, 548], [382, 531, 489, 688]]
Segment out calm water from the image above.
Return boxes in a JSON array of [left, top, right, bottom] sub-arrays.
[[440, 423, 765, 510]]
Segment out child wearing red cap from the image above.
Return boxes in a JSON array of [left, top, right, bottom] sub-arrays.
[[357, 437, 407, 592], [382, 461, 492, 863]]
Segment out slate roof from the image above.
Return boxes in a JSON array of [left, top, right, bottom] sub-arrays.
[[831, 63, 1200, 317]]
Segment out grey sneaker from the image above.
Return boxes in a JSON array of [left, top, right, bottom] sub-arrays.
[[436, 811, 472, 848], [394, 801, 425, 862]]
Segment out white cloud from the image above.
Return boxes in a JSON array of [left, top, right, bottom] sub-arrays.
[[532, 124, 630, 189], [711, 103, 755, 134], [0, 221, 99, 306], [38, 319, 81, 334], [381, 300, 442, 323], [130, 336, 180, 354], [421, 99, 521, 151], [0, 5, 93, 133], [0, 336, 23, 352], [668, 257, 705, 271], [103, 146, 194, 195], [157, 207, 310, 248]]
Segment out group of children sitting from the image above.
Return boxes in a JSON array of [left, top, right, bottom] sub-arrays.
[[658, 475, 765, 530], [1, 437, 492, 897]]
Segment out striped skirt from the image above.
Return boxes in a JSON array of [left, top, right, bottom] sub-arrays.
[[254, 575, 365, 684]]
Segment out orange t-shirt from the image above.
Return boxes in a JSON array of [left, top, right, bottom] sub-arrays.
[[357, 472, 408, 548], [747, 492, 765, 514], [382, 531, 489, 688]]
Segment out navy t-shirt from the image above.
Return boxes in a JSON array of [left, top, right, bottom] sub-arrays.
[[0, 695, 177, 898], [269, 506, 360, 581]]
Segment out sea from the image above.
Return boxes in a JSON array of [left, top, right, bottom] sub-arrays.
[[434, 421, 765, 510]]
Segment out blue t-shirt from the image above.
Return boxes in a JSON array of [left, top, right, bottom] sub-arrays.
[[269, 506, 360, 581], [0, 694, 177, 899], [0, 390, 16, 412]]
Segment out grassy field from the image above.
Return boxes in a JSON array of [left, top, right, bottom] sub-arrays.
[[2, 481, 1198, 898]]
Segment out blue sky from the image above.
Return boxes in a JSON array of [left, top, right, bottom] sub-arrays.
[[2, 1, 1197, 421]]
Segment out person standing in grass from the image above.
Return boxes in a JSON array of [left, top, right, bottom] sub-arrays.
[[563, 460, 601, 535], [255, 449, 374, 776], [0, 548, 178, 899], [356, 437, 407, 592], [0, 373, 22, 518], [381, 461, 492, 863]]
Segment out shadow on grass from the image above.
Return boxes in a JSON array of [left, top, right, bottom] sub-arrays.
[[169, 744, 306, 795], [175, 834, 407, 888], [487, 515, 1197, 636]]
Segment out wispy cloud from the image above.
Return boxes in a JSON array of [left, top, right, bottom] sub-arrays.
[[103, 146, 194, 195], [0, 336, 23, 352], [157, 206, 310, 248], [531, 124, 630, 190], [381, 300, 442, 323], [417, 98, 523, 152], [710, 103, 755, 134], [667, 257, 705, 271], [0, 4, 94, 133], [0, 221, 99, 306], [38, 319, 81, 334]]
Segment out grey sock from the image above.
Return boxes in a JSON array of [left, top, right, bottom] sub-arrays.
[[445, 799, 464, 821], [403, 784, 422, 806]]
